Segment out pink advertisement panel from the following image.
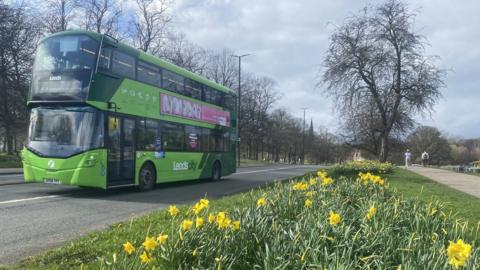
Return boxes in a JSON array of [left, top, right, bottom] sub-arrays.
[[202, 106, 230, 127], [161, 93, 202, 121], [160, 93, 231, 127]]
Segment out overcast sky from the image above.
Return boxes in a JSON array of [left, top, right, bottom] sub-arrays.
[[170, 0, 480, 139]]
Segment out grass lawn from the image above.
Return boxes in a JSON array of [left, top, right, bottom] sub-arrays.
[[6, 167, 480, 269], [387, 168, 480, 227], [0, 153, 22, 168], [239, 158, 272, 166]]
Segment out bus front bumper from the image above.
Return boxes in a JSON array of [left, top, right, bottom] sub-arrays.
[[22, 149, 107, 189]]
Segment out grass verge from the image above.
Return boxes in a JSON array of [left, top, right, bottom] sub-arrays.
[[7, 168, 480, 269], [387, 168, 480, 227], [0, 153, 21, 168]]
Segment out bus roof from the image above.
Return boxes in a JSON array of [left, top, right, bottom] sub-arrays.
[[42, 30, 236, 95]]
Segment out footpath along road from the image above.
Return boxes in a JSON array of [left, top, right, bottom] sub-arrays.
[[0, 164, 320, 265], [406, 166, 480, 198]]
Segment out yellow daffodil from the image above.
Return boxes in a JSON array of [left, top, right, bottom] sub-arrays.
[[309, 177, 317, 185], [329, 210, 341, 226], [447, 239, 472, 268], [192, 198, 210, 215], [357, 172, 385, 186], [292, 182, 308, 191], [195, 217, 205, 228], [199, 198, 209, 207], [257, 197, 267, 207], [122, 241, 135, 255], [208, 213, 216, 223], [216, 212, 226, 222], [140, 251, 151, 264], [317, 170, 328, 179], [366, 206, 377, 220], [168, 205, 180, 217], [232, 220, 241, 231], [192, 248, 198, 256], [218, 217, 232, 229], [306, 191, 314, 197], [430, 207, 438, 216], [182, 219, 193, 231], [321, 177, 334, 186], [305, 199, 312, 208], [142, 236, 157, 251], [157, 233, 168, 245]]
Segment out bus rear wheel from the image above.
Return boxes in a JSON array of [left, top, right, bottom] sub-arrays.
[[139, 163, 156, 191], [211, 161, 222, 181]]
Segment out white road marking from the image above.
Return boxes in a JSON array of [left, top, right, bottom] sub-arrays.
[[233, 166, 318, 175], [0, 195, 60, 205]]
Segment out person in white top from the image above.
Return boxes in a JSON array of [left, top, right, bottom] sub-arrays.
[[421, 151, 429, 167], [404, 149, 412, 167]]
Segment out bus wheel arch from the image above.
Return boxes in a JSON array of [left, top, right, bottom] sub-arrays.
[[138, 161, 156, 191], [211, 160, 222, 181]]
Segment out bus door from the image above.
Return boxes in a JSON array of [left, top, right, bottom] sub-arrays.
[[107, 116, 135, 186]]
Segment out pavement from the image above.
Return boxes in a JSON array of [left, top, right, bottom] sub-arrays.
[[406, 166, 480, 198], [0, 168, 22, 175], [0, 164, 320, 265]]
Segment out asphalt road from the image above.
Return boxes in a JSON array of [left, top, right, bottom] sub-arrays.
[[0, 164, 319, 265]]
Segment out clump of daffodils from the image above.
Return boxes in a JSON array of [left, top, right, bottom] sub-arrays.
[[357, 172, 385, 186], [107, 170, 478, 269]]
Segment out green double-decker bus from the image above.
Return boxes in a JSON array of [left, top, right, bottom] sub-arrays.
[[21, 30, 237, 190]]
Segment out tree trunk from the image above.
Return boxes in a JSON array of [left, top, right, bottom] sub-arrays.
[[379, 134, 389, 162]]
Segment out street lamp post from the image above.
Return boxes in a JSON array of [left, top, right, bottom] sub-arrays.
[[231, 54, 250, 168]]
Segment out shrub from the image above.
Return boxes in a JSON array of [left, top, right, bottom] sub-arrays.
[[332, 160, 394, 175]]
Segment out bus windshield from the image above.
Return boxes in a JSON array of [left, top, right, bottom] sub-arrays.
[[27, 107, 104, 157], [30, 35, 99, 101]]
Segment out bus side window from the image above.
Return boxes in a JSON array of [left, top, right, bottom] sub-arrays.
[[162, 123, 184, 151], [216, 92, 225, 107], [137, 61, 161, 87], [163, 70, 184, 95], [185, 126, 201, 152], [204, 87, 216, 104], [137, 119, 158, 151], [185, 79, 202, 100], [201, 128, 210, 152], [99, 47, 111, 70], [111, 50, 135, 79]]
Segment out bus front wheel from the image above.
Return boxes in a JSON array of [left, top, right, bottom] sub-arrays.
[[211, 161, 222, 181], [139, 163, 156, 191]]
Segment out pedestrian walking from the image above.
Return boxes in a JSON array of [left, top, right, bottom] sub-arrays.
[[421, 151, 429, 167], [405, 149, 412, 167]]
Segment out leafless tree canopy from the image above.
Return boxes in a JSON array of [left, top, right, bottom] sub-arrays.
[[43, 0, 76, 33], [133, 0, 172, 55], [321, 0, 445, 161], [77, 0, 122, 36]]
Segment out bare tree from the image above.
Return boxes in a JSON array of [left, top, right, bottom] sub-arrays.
[[203, 48, 238, 89], [241, 75, 279, 159], [42, 0, 76, 33], [160, 32, 207, 74], [321, 0, 445, 161], [133, 0, 172, 55], [77, 0, 122, 36]]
